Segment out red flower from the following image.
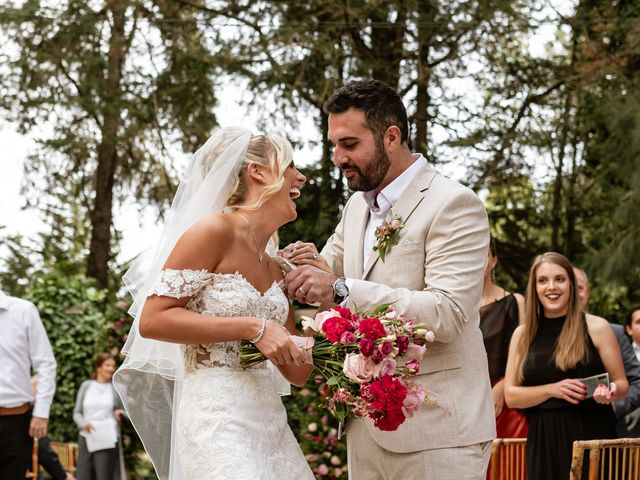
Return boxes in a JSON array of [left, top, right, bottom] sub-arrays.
[[374, 407, 406, 431], [320, 384, 329, 397], [359, 338, 375, 357], [322, 316, 353, 343], [368, 375, 409, 411], [335, 306, 357, 321], [358, 317, 387, 340]]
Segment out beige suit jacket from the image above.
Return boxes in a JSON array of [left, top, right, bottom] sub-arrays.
[[321, 162, 496, 453]]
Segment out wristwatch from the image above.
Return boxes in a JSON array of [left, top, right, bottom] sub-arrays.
[[332, 277, 349, 304]]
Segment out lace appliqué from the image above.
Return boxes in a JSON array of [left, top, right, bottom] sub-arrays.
[[150, 269, 290, 373], [151, 269, 213, 298]]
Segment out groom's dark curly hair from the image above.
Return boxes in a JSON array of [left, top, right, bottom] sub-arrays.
[[323, 79, 409, 145]]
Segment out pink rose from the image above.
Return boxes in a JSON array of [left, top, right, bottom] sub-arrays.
[[332, 388, 351, 403], [424, 330, 435, 342], [402, 386, 426, 418], [373, 357, 397, 379], [343, 353, 374, 383], [371, 349, 384, 363], [340, 331, 357, 345], [405, 358, 420, 373], [405, 343, 426, 361], [316, 464, 329, 475], [379, 341, 393, 356]]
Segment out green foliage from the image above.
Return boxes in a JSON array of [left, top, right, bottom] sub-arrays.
[[24, 270, 117, 442]]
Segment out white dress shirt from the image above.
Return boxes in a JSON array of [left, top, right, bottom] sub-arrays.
[[0, 290, 57, 418], [344, 154, 428, 293], [633, 342, 640, 363]]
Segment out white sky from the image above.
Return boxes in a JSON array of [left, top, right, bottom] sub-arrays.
[[0, 84, 319, 263], [0, 2, 574, 264]]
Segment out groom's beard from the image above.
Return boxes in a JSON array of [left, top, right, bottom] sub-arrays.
[[342, 141, 391, 192]]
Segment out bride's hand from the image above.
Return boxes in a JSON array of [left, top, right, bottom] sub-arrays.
[[281, 241, 331, 273], [254, 321, 303, 366]]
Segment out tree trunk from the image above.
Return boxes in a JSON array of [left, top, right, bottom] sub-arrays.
[[551, 91, 572, 252], [86, 0, 127, 288], [414, 0, 437, 154]]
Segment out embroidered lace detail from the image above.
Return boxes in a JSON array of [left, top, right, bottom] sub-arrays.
[[151, 269, 213, 298], [151, 269, 289, 372]]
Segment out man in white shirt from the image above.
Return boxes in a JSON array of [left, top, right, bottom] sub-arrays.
[[0, 290, 57, 479], [283, 80, 494, 479]]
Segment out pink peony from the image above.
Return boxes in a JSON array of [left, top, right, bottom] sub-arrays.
[[343, 353, 375, 383], [405, 342, 426, 361], [373, 357, 397, 379]]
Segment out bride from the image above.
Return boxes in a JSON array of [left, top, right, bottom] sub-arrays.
[[113, 128, 314, 479]]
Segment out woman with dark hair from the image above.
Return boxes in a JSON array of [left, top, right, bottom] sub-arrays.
[[504, 252, 628, 480], [73, 354, 125, 480], [479, 238, 527, 441]]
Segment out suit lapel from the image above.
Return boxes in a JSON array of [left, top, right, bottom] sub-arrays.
[[352, 199, 369, 278], [361, 163, 438, 280]]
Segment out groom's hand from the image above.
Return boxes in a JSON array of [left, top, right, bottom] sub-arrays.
[[284, 265, 336, 305]]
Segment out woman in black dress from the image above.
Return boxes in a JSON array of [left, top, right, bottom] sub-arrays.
[[480, 238, 528, 439], [504, 252, 628, 480]]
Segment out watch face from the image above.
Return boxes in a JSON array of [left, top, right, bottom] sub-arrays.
[[335, 280, 349, 297]]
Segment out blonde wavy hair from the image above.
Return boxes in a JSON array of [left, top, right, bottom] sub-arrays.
[[515, 252, 589, 383], [226, 134, 293, 210]]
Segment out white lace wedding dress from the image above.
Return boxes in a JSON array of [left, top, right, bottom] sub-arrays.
[[152, 269, 314, 480]]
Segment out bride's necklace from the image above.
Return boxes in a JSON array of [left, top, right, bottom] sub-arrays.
[[237, 213, 264, 263]]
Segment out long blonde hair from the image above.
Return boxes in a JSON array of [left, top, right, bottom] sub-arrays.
[[226, 134, 293, 211], [515, 252, 588, 382]]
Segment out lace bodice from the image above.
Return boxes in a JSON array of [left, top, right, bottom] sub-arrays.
[[150, 269, 289, 372]]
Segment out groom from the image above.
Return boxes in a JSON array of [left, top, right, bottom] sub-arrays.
[[284, 79, 495, 479]]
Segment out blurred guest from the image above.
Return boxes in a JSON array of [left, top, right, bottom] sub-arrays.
[[627, 304, 640, 362], [73, 354, 125, 480], [0, 289, 57, 480], [480, 238, 527, 438], [623, 304, 640, 436], [39, 435, 76, 480], [574, 268, 640, 437], [504, 253, 628, 480]]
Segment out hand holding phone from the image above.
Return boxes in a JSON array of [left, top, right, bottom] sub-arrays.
[[579, 373, 610, 399]]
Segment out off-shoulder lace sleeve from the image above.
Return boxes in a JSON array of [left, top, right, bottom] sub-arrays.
[[150, 269, 213, 298]]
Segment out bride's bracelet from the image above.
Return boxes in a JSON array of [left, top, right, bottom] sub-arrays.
[[250, 317, 267, 344]]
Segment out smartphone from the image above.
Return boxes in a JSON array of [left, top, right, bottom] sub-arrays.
[[580, 372, 610, 399]]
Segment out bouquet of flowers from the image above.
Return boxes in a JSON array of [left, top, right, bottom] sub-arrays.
[[241, 304, 435, 432]]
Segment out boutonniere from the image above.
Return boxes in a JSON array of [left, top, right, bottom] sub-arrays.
[[373, 213, 405, 262]]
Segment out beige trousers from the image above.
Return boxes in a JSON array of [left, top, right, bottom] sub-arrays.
[[346, 420, 492, 480]]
